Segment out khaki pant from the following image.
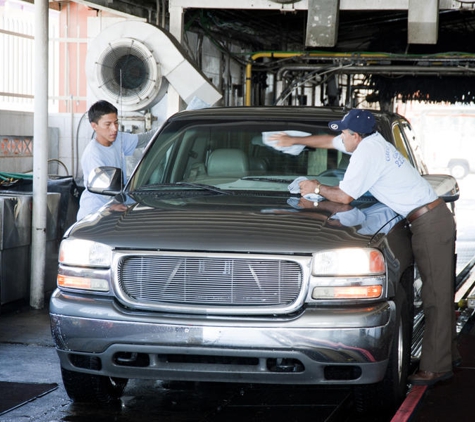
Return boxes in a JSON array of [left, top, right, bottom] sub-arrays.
[[409, 202, 458, 373]]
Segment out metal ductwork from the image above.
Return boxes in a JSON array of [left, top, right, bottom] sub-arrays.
[[86, 21, 222, 112]]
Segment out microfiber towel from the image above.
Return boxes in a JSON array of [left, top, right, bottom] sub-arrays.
[[262, 130, 311, 155], [287, 176, 324, 202]]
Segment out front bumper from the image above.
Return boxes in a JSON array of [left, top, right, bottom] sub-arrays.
[[50, 289, 396, 385]]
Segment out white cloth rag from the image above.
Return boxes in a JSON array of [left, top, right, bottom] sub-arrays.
[[262, 130, 311, 156], [288, 176, 324, 202]]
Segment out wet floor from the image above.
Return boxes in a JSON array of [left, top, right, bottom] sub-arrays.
[[0, 308, 364, 422], [71, 381, 352, 422], [0, 339, 356, 422]]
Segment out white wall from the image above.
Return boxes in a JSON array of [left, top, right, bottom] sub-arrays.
[[1, 5, 243, 182]]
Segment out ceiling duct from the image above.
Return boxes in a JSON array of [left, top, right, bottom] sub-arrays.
[[86, 21, 222, 112]]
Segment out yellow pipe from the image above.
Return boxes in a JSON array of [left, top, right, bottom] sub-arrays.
[[244, 50, 426, 106], [245, 52, 307, 106]]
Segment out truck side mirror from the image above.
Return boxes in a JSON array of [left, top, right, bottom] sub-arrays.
[[87, 166, 123, 196], [422, 174, 460, 203]]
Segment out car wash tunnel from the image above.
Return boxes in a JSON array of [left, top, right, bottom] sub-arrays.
[[3, 1, 475, 421]]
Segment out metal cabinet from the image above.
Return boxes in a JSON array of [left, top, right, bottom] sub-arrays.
[[0, 192, 60, 305]]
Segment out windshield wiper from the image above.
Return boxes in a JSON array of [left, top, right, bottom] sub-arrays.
[[134, 182, 232, 195], [176, 182, 232, 195], [241, 176, 294, 184]]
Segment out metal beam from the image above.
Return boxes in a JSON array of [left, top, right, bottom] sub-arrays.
[[170, 0, 456, 47], [30, 0, 49, 310], [306, 0, 339, 47], [168, 5, 186, 115], [170, 0, 456, 11], [408, 0, 439, 44]]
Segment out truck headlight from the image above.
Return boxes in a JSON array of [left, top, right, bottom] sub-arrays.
[[312, 248, 385, 276], [310, 248, 385, 300], [57, 239, 111, 292], [59, 239, 112, 268]]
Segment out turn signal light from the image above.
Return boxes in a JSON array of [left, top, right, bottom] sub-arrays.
[[57, 274, 109, 292], [312, 285, 383, 299]]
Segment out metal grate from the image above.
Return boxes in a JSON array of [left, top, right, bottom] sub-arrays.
[[0, 137, 33, 156], [118, 255, 302, 307]]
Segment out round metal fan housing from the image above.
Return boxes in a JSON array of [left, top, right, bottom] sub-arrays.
[[87, 25, 168, 112], [87, 21, 221, 112]]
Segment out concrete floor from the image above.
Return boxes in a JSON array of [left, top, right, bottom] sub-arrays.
[[0, 306, 355, 422], [411, 316, 475, 422], [2, 278, 475, 422]]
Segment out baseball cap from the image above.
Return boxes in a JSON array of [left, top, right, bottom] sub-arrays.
[[328, 109, 376, 133]]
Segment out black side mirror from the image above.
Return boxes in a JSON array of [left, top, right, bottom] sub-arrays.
[[87, 166, 123, 196]]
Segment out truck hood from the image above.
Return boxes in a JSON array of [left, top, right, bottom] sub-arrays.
[[68, 192, 403, 254]]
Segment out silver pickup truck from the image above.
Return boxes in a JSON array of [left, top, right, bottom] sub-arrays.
[[49, 106, 458, 416]]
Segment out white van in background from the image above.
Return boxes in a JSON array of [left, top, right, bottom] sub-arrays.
[[410, 108, 475, 179]]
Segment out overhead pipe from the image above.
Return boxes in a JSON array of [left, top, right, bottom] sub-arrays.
[[245, 51, 475, 106], [245, 51, 394, 106], [276, 64, 475, 78], [274, 63, 475, 107]]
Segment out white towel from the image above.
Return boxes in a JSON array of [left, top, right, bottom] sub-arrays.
[[287, 176, 324, 202], [262, 130, 311, 156]]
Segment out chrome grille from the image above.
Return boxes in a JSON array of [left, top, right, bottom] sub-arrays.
[[117, 255, 302, 307]]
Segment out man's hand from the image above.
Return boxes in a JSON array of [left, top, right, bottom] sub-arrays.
[[268, 132, 296, 147], [109, 203, 128, 213], [268, 132, 334, 150], [300, 180, 354, 204], [299, 179, 319, 196]]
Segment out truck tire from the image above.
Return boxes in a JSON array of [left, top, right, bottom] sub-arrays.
[[61, 367, 128, 404], [448, 160, 469, 179], [353, 281, 413, 417]]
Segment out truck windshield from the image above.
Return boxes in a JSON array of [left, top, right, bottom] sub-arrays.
[[128, 120, 347, 192]]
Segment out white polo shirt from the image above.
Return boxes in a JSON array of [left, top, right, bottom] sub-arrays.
[[333, 132, 437, 217]]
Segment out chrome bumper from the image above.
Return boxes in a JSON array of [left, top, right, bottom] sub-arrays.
[[50, 290, 396, 385]]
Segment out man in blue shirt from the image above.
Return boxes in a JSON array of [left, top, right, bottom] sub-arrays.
[[77, 100, 154, 220]]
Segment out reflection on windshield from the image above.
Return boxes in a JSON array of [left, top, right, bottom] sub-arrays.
[[128, 121, 346, 192]]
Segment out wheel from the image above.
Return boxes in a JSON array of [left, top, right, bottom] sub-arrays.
[[449, 161, 469, 179], [353, 279, 413, 416], [61, 367, 128, 404]]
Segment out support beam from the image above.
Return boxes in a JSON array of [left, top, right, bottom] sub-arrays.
[[408, 0, 439, 44], [306, 0, 339, 47], [30, 0, 49, 310], [170, 0, 454, 11], [168, 5, 185, 115]]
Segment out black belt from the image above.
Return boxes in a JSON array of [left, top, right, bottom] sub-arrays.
[[406, 198, 444, 223]]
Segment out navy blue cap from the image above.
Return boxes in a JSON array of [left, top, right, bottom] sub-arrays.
[[328, 109, 376, 133]]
